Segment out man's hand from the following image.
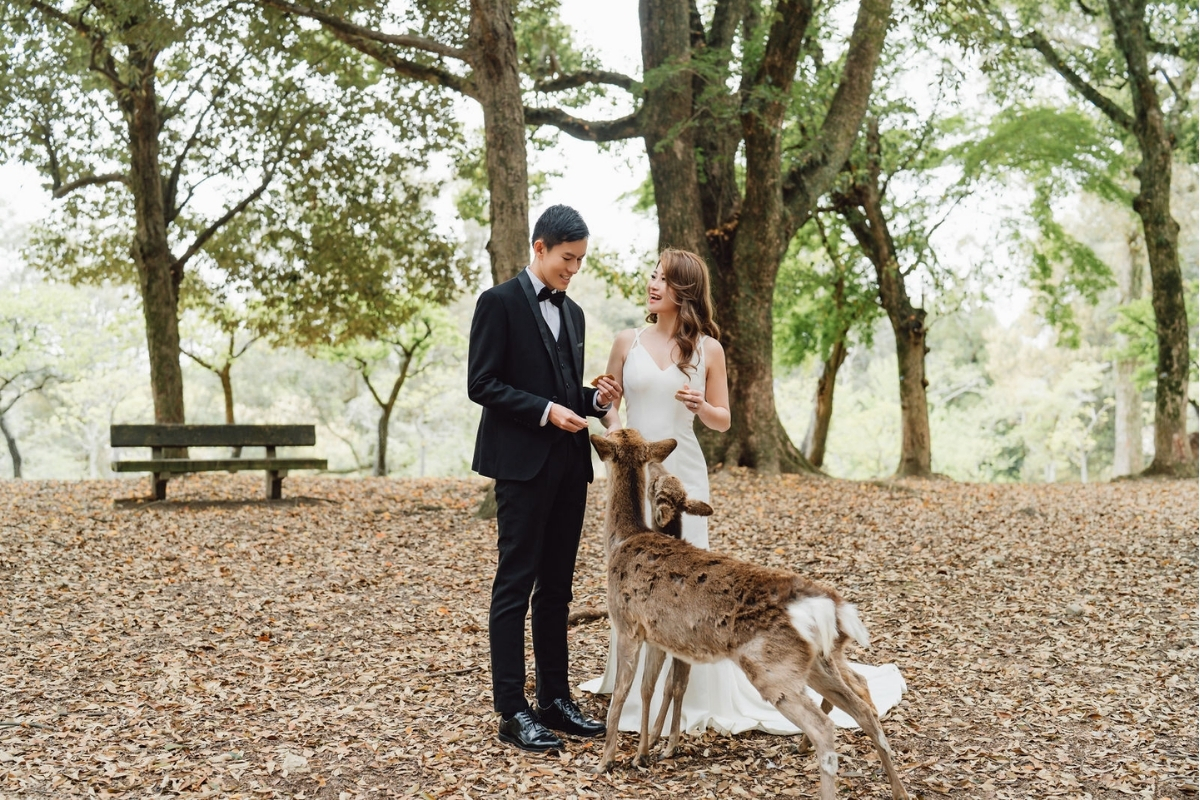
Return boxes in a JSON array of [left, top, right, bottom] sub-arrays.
[[594, 375, 623, 407], [548, 403, 588, 432]]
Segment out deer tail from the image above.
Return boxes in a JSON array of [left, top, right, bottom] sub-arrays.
[[787, 596, 838, 658], [835, 601, 870, 649]]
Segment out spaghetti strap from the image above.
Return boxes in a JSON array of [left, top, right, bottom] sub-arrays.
[[631, 327, 647, 349]]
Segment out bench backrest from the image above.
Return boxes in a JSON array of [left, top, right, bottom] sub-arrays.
[[111, 424, 316, 448]]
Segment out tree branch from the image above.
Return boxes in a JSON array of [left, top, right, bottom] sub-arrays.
[[165, 54, 251, 222], [1147, 38, 1181, 58], [28, 0, 126, 91], [1022, 30, 1135, 131], [533, 70, 638, 94], [172, 107, 313, 273], [51, 172, 128, 199], [180, 346, 218, 374], [523, 106, 642, 142], [258, 0, 468, 61], [327, 28, 476, 98], [356, 358, 387, 408], [781, 0, 893, 234]]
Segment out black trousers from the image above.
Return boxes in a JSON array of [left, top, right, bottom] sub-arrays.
[[489, 434, 590, 716]]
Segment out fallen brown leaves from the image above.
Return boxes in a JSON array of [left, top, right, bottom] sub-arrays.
[[0, 471, 1195, 799]]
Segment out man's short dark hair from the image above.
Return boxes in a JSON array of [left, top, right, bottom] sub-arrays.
[[531, 205, 589, 250]]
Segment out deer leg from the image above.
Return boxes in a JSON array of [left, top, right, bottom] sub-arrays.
[[808, 656, 909, 800], [796, 697, 835, 754], [656, 657, 690, 759], [637, 645, 667, 765], [597, 629, 643, 773], [739, 654, 840, 800]]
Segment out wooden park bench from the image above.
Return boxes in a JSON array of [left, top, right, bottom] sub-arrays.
[[110, 424, 328, 500]]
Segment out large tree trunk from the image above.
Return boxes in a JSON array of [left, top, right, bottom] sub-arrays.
[[640, 0, 706, 255], [1107, 0, 1192, 476], [471, 0, 530, 285], [126, 51, 186, 426], [837, 120, 933, 477], [699, 0, 889, 473], [0, 414, 21, 479], [802, 334, 847, 468]]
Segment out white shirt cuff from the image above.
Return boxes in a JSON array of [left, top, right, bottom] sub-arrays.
[[593, 394, 611, 412], [540, 401, 553, 427]]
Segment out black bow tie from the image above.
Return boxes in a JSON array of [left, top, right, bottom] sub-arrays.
[[537, 286, 566, 307]]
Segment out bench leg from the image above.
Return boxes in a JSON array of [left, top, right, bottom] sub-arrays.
[[265, 470, 283, 501], [152, 473, 168, 501]]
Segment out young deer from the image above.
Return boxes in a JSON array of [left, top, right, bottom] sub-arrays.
[[590, 430, 909, 800], [632, 462, 712, 761]]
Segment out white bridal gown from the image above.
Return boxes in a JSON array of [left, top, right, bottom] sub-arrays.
[[581, 329, 907, 735]]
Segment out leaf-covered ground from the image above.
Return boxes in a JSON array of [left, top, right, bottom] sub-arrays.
[[0, 471, 1195, 799]]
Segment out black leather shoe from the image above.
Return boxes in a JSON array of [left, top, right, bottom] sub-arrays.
[[537, 698, 606, 738], [498, 709, 564, 752]]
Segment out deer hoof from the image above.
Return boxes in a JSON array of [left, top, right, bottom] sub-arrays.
[[593, 761, 612, 775]]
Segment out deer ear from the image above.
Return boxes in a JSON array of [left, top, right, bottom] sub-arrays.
[[591, 434, 614, 461], [686, 500, 714, 517], [646, 438, 677, 463], [653, 503, 671, 528]]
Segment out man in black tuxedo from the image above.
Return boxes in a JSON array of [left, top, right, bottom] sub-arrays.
[[467, 205, 621, 752]]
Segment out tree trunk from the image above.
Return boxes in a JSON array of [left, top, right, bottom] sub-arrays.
[[1112, 231, 1145, 477], [802, 334, 848, 468], [1072, 1, 1195, 477], [0, 414, 21, 479], [126, 50, 186, 427], [374, 404, 391, 477], [698, 0, 888, 473], [471, 0, 530, 285], [891, 307, 932, 476], [1130, 138, 1192, 475], [218, 362, 244, 458], [1107, 0, 1194, 476], [640, 0, 706, 255], [836, 120, 934, 477]]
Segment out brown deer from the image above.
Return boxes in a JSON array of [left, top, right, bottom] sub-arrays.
[[590, 429, 909, 800]]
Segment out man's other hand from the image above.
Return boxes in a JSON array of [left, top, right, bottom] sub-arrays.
[[548, 403, 588, 432]]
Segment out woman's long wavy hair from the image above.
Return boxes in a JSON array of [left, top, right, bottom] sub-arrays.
[[646, 248, 721, 379]]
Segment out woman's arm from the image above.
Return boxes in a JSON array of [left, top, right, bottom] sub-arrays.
[[601, 329, 636, 432], [696, 338, 731, 432]]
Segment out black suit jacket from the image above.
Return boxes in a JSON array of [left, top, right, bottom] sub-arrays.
[[468, 271, 604, 482]]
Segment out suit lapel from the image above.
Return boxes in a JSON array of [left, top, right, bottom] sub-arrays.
[[561, 301, 584, 381], [517, 270, 560, 374]]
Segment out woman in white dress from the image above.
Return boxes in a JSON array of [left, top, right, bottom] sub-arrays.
[[581, 249, 905, 736]]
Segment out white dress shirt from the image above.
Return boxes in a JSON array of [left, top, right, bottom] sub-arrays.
[[525, 267, 609, 426]]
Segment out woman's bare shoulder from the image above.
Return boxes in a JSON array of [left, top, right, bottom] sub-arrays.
[[703, 336, 726, 359], [613, 328, 639, 348]]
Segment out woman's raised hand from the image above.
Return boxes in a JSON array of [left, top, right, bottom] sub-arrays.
[[674, 383, 704, 413]]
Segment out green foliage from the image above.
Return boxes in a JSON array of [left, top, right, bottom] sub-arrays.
[[774, 218, 879, 369], [0, 0, 466, 333], [955, 106, 1133, 204], [1019, 187, 1116, 347], [1110, 280, 1200, 389], [209, 174, 474, 350], [583, 247, 649, 303]]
